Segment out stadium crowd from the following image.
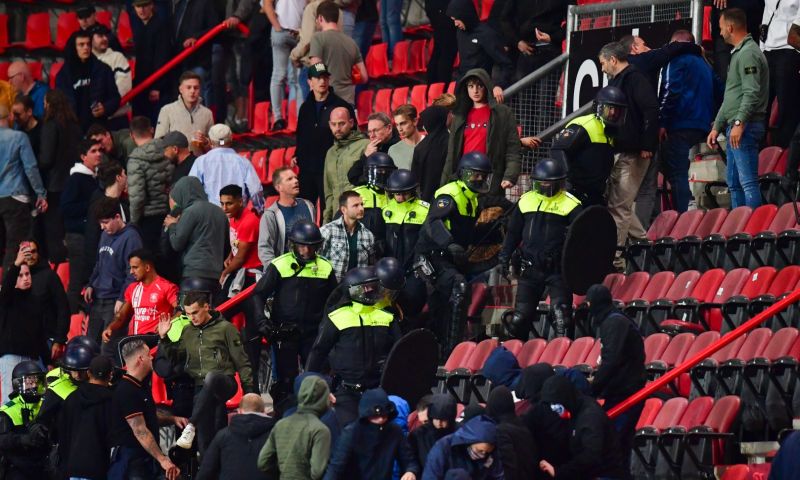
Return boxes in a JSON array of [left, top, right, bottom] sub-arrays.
[[0, 0, 799, 478]]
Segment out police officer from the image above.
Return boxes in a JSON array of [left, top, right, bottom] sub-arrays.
[[0, 361, 49, 479], [352, 152, 396, 251], [45, 335, 99, 386], [415, 152, 496, 354], [38, 341, 95, 425], [550, 86, 627, 207], [306, 265, 403, 426], [251, 220, 338, 406], [498, 158, 582, 338]]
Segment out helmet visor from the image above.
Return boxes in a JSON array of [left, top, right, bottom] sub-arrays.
[[534, 179, 564, 197], [460, 168, 492, 194], [597, 103, 627, 127], [367, 166, 395, 189], [292, 242, 319, 262], [348, 279, 386, 305], [14, 374, 45, 400]]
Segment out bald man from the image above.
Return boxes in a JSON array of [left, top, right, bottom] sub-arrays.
[[196, 393, 275, 480], [7, 61, 49, 119], [322, 107, 369, 222]]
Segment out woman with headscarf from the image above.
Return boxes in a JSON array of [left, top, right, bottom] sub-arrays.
[[411, 106, 450, 202], [486, 386, 538, 480]]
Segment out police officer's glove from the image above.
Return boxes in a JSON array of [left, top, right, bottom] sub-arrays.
[[447, 243, 468, 268], [28, 423, 48, 447]]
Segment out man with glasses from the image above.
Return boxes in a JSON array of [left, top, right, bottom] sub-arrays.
[[6, 61, 48, 119], [346, 112, 400, 186]]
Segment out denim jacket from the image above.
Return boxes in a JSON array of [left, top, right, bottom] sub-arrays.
[[0, 127, 46, 199]]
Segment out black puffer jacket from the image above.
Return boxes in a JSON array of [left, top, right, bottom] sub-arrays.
[[61, 382, 114, 480], [608, 64, 659, 153], [127, 140, 175, 223], [197, 413, 276, 480]]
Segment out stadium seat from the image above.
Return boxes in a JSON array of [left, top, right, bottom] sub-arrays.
[[644, 333, 671, 364], [537, 337, 571, 365], [391, 86, 409, 110], [436, 341, 477, 397], [557, 337, 594, 368], [635, 398, 664, 430], [757, 146, 784, 175], [374, 88, 392, 114], [0, 14, 8, 54], [56, 12, 80, 50], [356, 90, 374, 126], [614, 271, 650, 304], [632, 269, 701, 335], [750, 203, 800, 267], [447, 81, 456, 94], [55, 262, 70, 290], [410, 84, 427, 114], [443, 341, 476, 372], [465, 338, 498, 373], [250, 150, 269, 184], [718, 266, 777, 332], [715, 328, 773, 395], [726, 204, 778, 268], [390, 40, 410, 75], [741, 328, 799, 405], [700, 206, 753, 269], [15, 12, 53, 50], [366, 43, 389, 78], [674, 208, 728, 271], [632, 271, 675, 304], [750, 265, 800, 329], [633, 396, 689, 475], [648, 209, 705, 272], [252, 102, 271, 134], [626, 210, 679, 271], [646, 332, 695, 379], [48, 61, 64, 88], [26, 61, 42, 81], [517, 338, 547, 367], [266, 148, 287, 186], [670, 330, 722, 396], [649, 395, 715, 476], [662, 268, 744, 333], [0, 63, 7, 81], [117, 10, 134, 49], [427, 82, 445, 104], [409, 39, 427, 72], [501, 339, 523, 357], [680, 395, 741, 475]]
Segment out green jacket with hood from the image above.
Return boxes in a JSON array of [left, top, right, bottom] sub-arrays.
[[160, 310, 255, 392], [127, 140, 175, 224], [323, 129, 370, 223], [258, 375, 332, 480], [167, 176, 229, 280], [442, 68, 522, 196]]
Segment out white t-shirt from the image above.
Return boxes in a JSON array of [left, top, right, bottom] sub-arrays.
[[760, 0, 800, 50], [276, 0, 305, 31]]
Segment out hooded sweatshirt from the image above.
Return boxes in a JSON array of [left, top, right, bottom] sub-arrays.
[[539, 376, 626, 479], [60, 163, 100, 234], [127, 140, 175, 223], [61, 382, 114, 479], [0, 265, 50, 359], [258, 375, 333, 480], [197, 412, 276, 480], [167, 176, 229, 280], [586, 284, 646, 401], [482, 346, 521, 390], [422, 414, 503, 480], [325, 388, 420, 480], [409, 394, 457, 468], [412, 105, 450, 202], [282, 372, 341, 446], [486, 386, 538, 480], [442, 68, 521, 196], [88, 224, 143, 300], [323, 129, 370, 223]]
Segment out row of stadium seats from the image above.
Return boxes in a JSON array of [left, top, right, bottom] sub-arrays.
[[355, 81, 456, 126], [0, 9, 132, 53], [364, 38, 436, 79]]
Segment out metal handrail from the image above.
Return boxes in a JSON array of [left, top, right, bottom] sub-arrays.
[[535, 102, 593, 141], [119, 21, 250, 107], [217, 283, 257, 314], [568, 0, 696, 16], [504, 53, 569, 99]]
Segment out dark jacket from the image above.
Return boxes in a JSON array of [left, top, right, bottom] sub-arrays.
[[769, 430, 800, 480], [608, 64, 659, 153], [446, 0, 514, 88], [347, 129, 401, 186], [422, 415, 504, 480], [132, 12, 173, 95], [61, 382, 114, 480], [0, 395, 49, 478], [409, 394, 457, 468], [84, 192, 131, 277], [486, 386, 538, 480], [55, 47, 121, 132], [87, 224, 143, 300], [167, 176, 229, 280], [587, 284, 646, 401], [412, 106, 449, 202], [539, 376, 625, 479], [296, 92, 354, 173], [514, 363, 554, 415], [38, 120, 81, 193], [443, 68, 521, 195], [324, 388, 420, 480], [658, 49, 722, 132], [197, 412, 276, 480], [0, 265, 50, 359], [628, 41, 705, 93], [503, 0, 570, 48], [29, 263, 70, 347], [127, 140, 175, 223], [482, 346, 521, 390], [60, 164, 100, 234], [173, 0, 219, 69]]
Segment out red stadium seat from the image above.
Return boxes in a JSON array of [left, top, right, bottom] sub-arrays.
[[756, 327, 799, 362], [266, 148, 287, 186], [721, 266, 777, 332], [715, 206, 754, 239], [660, 268, 731, 333], [633, 270, 701, 334], [287, 99, 298, 132], [447, 81, 456, 94], [635, 398, 664, 430], [16, 12, 53, 50], [678, 396, 715, 428], [538, 337, 571, 365], [757, 146, 783, 175], [648, 397, 689, 431], [614, 271, 649, 304], [647, 210, 679, 241], [95, 10, 113, 29], [409, 39, 427, 72], [465, 338, 498, 373], [647, 332, 695, 373], [443, 341, 477, 371], [366, 43, 389, 78], [25, 61, 42, 81], [518, 339, 547, 367], [252, 102, 271, 134], [637, 209, 705, 271], [635, 271, 675, 302], [632, 396, 689, 474], [391, 86, 409, 110], [0, 14, 8, 54], [427, 82, 445, 104], [55, 262, 70, 290], [557, 337, 594, 367], [688, 395, 741, 468], [644, 334, 671, 364], [673, 208, 728, 270], [502, 339, 523, 357], [56, 12, 80, 50], [725, 204, 778, 268], [602, 272, 626, 297], [356, 89, 374, 126], [579, 339, 602, 369], [673, 331, 721, 395], [721, 465, 750, 480], [49, 61, 64, 88], [250, 149, 269, 184], [390, 40, 410, 75], [374, 88, 392, 114], [117, 10, 134, 49], [730, 328, 773, 363], [410, 84, 427, 114], [743, 204, 778, 236], [0, 63, 7, 81]]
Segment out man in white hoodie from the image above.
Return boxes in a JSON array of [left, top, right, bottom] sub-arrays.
[[89, 24, 132, 130]]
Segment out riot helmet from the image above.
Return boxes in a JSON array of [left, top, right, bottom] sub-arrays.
[[385, 169, 419, 201], [343, 266, 386, 306], [67, 335, 100, 356], [500, 309, 529, 340], [364, 152, 396, 190], [288, 220, 323, 264], [11, 361, 45, 403], [375, 257, 406, 298], [61, 344, 94, 383], [531, 158, 567, 197], [594, 86, 627, 128], [457, 152, 493, 194]]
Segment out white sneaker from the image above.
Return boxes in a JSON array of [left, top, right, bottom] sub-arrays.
[[175, 423, 196, 449]]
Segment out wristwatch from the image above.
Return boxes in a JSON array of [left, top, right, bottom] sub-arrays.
[[733, 119, 743, 127]]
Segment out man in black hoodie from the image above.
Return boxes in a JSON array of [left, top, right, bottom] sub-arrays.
[[411, 106, 450, 202], [486, 386, 538, 480], [585, 283, 645, 478], [408, 393, 457, 468], [598, 41, 659, 263], [538, 375, 626, 479]]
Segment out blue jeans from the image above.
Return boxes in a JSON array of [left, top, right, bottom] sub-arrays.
[[353, 20, 377, 59], [107, 446, 159, 480], [380, 0, 403, 59], [662, 129, 707, 212], [341, 10, 355, 38], [270, 29, 299, 121], [726, 122, 764, 208]]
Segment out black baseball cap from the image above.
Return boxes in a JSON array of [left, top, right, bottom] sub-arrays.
[[77, 6, 96, 19], [88, 355, 113, 381], [154, 131, 189, 149], [308, 63, 331, 78]]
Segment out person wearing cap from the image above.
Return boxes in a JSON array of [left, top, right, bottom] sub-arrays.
[[90, 24, 132, 129], [188, 123, 264, 212], [154, 71, 214, 145], [159, 131, 197, 186], [77, 6, 124, 52], [320, 190, 376, 281], [295, 62, 352, 213], [131, 0, 174, 124]]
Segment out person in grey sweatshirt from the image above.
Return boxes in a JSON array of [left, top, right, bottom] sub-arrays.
[[164, 176, 229, 303]]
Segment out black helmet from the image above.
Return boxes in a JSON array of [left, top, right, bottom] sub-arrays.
[[67, 335, 100, 356], [500, 309, 529, 340], [594, 86, 628, 128], [11, 361, 45, 403], [343, 266, 386, 306], [375, 257, 406, 292], [385, 169, 419, 196], [288, 220, 323, 263], [531, 158, 567, 197], [62, 344, 94, 372], [457, 152, 493, 193], [364, 152, 396, 190]]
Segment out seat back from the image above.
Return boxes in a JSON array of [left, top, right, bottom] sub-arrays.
[[760, 327, 799, 360], [659, 333, 696, 367], [582, 340, 602, 368], [0, 14, 8, 53], [644, 333, 671, 364], [767, 203, 800, 234], [603, 273, 626, 298], [710, 334, 747, 362], [678, 396, 715, 428], [374, 88, 392, 114], [664, 270, 702, 300], [693, 208, 728, 238], [739, 267, 777, 298], [689, 268, 727, 302], [356, 90, 374, 126], [366, 43, 389, 78], [444, 341, 476, 371], [652, 397, 689, 430], [391, 86, 409, 110], [250, 149, 269, 184], [743, 204, 778, 235], [466, 339, 499, 372], [713, 269, 751, 303], [409, 39, 427, 72], [684, 331, 721, 359], [766, 266, 800, 297], [427, 82, 446, 104], [117, 9, 134, 48], [734, 328, 772, 361], [757, 146, 783, 175], [502, 339, 523, 357], [56, 12, 79, 50], [266, 148, 287, 186], [703, 395, 741, 463], [615, 271, 650, 303], [410, 84, 427, 113], [721, 465, 750, 480], [635, 398, 664, 430], [669, 209, 705, 239], [558, 337, 595, 367], [647, 210, 679, 241], [718, 206, 753, 238], [637, 271, 675, 302], [538, 337, 571, 365], [518, 339, 547, 367], [390, 40, 410, 75]]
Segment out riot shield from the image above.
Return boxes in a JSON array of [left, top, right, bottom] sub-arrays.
[[562, 205, 616, 295], [380, 328, 438, 406]]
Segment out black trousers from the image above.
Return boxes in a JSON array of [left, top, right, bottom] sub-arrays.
[[604, 396, 645, 480], [426, 9, 458, 84], [298, 168, 324, 215], [34, 191, 67, 264], [190, 372, 238, 455], [221, 274, 263, 381], [766, 49, 800, 148], [515, 269, 573, 337], [137, 215, 166, 254], [333, 388, 362, 427], [0, 197, 32, 275], [428, 258, 470, 352]]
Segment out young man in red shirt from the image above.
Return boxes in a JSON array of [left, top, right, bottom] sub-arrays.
[[102, 249, 178, 363], [219, 184, 264, 380]]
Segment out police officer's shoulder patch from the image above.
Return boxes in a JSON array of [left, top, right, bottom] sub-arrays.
[[419, 200, 430, 207], [436, 197, 451, 209]]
